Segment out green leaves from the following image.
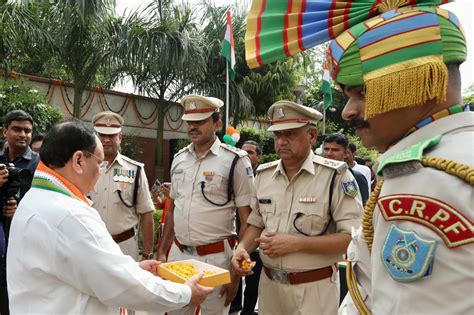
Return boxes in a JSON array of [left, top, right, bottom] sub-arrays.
[[0, 79, 63, 134]]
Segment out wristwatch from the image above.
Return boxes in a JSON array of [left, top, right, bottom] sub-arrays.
[[142, 252, 154, 259]]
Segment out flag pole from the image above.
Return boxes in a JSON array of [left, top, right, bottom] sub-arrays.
[[323, 108, 326, 135], [225, 60, 229, 130]]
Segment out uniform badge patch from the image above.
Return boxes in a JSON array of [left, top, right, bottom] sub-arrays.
[[382, 224, 437, 283], [245, 167, 254, 177], [342, 180, 358, 197], [275, 107, 285, 118], [378, 194, 474, 248], [203, 171, 214, 180]]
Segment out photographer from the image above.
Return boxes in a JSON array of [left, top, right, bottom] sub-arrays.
[[0, 110, 39, 315]]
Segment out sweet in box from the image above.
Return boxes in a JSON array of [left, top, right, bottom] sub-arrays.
[[157, 259, 231, 287]]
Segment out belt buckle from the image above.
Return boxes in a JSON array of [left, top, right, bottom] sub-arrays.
[[269, 268, 290, 284], [183, 245, 195, 255]]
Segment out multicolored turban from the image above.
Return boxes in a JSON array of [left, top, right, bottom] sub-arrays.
[[245, 0, 467, 119]]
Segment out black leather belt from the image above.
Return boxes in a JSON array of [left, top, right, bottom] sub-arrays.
[[112, 228, 135, 243]]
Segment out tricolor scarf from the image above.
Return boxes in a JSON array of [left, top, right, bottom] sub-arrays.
[[32, 161, 92, 206]]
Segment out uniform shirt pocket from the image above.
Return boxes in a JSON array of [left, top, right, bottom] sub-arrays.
[[197, 172, 227, 203], [114, 181, 133, 206], [259, 201, 278, 233], [292, 203, 329, 236], [171, 171, 185, 198]]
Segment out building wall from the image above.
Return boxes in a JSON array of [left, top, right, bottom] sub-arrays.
[[5, 73, 272, 183], [9, 73, 186, 184]]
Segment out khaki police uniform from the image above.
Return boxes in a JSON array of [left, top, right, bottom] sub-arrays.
[[247, 101, 364, 315], [89, 111, 154, 261], [168, 95, 254, 315], [341, 112, 474, 315]]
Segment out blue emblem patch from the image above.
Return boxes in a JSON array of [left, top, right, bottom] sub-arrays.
[[382, 224, 437, 283], [342, 180, 358, 198]]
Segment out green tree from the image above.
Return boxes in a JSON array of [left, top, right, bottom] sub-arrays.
[[197, 2, 306, 122], [0, 79, 63, 133], [49, 0, 118, 118], [114, 0, 206, 171], [194, 3, 253, 127], [0, 1, 51, 78], [463, 82, 474, 106]]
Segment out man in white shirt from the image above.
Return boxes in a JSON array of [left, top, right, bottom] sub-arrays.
[[346, 143, 371, 197], [7, 120, 212, 314]]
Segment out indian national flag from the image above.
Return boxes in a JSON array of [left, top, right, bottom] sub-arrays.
[[220, 10, 236, 80], [322, 61, 332, 110]]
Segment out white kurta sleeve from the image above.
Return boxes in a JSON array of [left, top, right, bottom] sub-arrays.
[[55, 209, 191, 313]]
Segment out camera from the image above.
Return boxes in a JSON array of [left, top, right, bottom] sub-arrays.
[[0, 163, 33, 202]]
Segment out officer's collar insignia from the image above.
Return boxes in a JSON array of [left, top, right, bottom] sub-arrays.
[[382, 224, 437, 283], [275, 107, 285, 119], [342, 180, 358, 198], [378, 194, 474, 248], [189, 102, 197, 110], [105, 118, 112, 127], [299, 197, 316, 203]]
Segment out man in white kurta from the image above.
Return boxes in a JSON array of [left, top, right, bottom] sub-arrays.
[[6, 120, 211, 314]]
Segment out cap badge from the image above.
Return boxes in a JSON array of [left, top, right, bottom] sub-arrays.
[[105, 118, 112, 127], [276, 107, 285, 119], [189, 102, 197, 110]]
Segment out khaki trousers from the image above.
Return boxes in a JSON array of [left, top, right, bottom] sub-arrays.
[[258, 266, 340, 315]]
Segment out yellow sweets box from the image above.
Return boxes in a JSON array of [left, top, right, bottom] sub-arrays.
[[157, 259, 231, 287]]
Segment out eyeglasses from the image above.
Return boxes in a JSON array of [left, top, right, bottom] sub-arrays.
[[83, 150, 108, 170]]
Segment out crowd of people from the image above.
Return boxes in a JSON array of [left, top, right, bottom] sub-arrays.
[[0, 0, 472, 314]]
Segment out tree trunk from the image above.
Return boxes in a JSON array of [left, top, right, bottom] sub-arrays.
[[154, 100, 166, 172], [73, 85, 84, 118]]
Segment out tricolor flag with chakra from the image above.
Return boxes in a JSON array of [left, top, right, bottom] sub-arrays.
[[221, 10, 236, 80], [322, 56, 332, 110]]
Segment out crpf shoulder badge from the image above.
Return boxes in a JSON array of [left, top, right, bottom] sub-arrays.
[[382, 224, 437, 283], [342, 179, 358, 198]]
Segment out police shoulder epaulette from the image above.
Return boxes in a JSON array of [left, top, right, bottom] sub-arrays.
[[256, 160, 279, 173], [377, 135, 442, 178], [220, 143, 248, 158], [173, 146, 188, 159], [313, 155, 347, 174], [121, 155, 144, 167]]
